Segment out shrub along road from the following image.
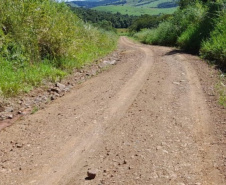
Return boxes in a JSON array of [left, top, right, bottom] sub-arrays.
[[0, 37, 225, 185]]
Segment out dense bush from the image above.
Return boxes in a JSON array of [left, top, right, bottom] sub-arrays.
[[129, 14, 171, 33], [177, 24, 202, 53], [133, 0, 226, 68], [133, 29, 151, 43], [200, 11, 226, 68], [134, 21, 178, 46], [0, 0, 118, 96], [134, 2, 208, 46]]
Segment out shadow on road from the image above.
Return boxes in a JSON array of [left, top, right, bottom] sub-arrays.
[[165, 49, 186, 56]]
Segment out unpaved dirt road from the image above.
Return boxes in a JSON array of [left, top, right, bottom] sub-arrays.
[[0, 37, 225, 185]]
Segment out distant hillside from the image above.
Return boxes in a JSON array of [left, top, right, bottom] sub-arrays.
[[67, 0, 178, 16], [67, 0, 126, 9], [70, 7, 137, 28]]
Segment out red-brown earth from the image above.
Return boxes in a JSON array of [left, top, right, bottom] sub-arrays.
[[0, 37, 225, 185]]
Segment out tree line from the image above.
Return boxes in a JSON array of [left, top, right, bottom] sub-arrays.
[[70, 7, 137, 30], [69, 6, 172, 33]]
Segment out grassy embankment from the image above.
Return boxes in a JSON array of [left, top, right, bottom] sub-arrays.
[[132, 0, 226, 106], [0, 0, 118, 97]]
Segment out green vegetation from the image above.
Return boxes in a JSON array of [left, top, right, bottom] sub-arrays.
[[200, 11, 226, 68], [93, 5, 177, 16], [67, 0, 178, 16], [133, 0, 226, 68], [135, 21, 177, 45], [68, 0, 178, 9], [0, 0, 118, 97], [127, 0, 178, 8], [0, 59, 66, 96], [67, 0, 126, 8], [70, 7, 137, 29], [218, 85, 226, 107], [91, 0, 178, 16], [117, 28, 129, 36], [129, 14, 171, 32], [69, 7, 172, 38], [31, 106, 39, 114], [216, 75, 226, 107]]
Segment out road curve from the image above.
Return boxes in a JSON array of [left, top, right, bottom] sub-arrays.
[[0, 37, 225, 185]]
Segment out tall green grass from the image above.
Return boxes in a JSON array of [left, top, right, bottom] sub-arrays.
[[133, 1, 226, 68], [200, 12, 226, 68], [134, 2, 208, 46], [134, 21, 178, 46], [0, 58, 66, 96], [0, 0, 118, 97]]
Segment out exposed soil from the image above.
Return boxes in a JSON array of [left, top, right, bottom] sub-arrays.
[[0, 37, 225, 185], [0, 49, 122, 130]]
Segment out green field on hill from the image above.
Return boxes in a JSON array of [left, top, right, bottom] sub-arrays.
[[68, 0, 178, 16], [93, 5, 177, 16]]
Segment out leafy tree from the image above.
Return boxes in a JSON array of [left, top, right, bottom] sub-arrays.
[[178, 0, 211, 9], [129, 14, 171, 32]]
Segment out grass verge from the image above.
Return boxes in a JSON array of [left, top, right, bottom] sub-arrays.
[[0, 0, 118, 97], [216, 74, 226, 107]]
